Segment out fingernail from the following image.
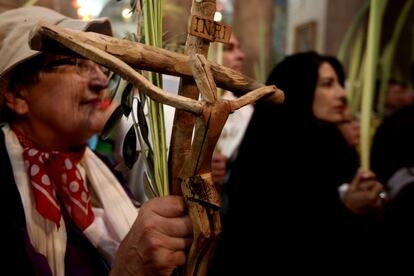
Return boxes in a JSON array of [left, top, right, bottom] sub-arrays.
[[361, 172, 370, 178]]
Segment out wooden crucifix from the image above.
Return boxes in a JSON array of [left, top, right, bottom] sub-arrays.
[[29, 4, 284, 275], [170, 1, 234, 274], [169, 0, 226, 197]]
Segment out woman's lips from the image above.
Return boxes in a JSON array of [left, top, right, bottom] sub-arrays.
[[81, 98, 111, 109], [335, 105, 345, 113], [98, 99, 112, 109]]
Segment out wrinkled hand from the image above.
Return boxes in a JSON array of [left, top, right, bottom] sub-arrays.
[[211, 152, 227, 186], [110, 196, 193, 276], [342, 169, 385, 215]]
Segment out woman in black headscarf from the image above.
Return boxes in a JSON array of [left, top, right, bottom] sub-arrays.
[[210, 52, 384, 274]]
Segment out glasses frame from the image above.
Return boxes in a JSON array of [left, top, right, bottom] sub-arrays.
[[42, 57, 111, 78]]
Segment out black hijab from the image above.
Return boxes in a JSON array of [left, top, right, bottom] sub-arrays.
[[226, 51, 352, 210]]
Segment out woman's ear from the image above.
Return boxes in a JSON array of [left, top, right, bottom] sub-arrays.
[[3, 89, 29, 115]]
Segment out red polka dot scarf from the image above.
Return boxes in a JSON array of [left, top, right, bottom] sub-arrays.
[[13, 128, 94, 230]]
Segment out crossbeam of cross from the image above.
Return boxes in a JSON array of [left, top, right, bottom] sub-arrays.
[[29, 14, 284, 276]]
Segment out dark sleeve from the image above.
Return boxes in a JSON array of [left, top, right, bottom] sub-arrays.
[[0, 129, 53, 276], [385, 181, 414, 233]]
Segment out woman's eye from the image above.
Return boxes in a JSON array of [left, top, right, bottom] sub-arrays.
[[320, 79, 334, 87]]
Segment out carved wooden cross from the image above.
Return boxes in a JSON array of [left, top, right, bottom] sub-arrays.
[[29, 2, 284, 274]]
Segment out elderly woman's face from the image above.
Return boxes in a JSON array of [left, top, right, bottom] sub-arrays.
[[11, 55, 115, 148], [312, 62, 346, 123]]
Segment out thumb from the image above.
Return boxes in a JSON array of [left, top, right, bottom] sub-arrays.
[[350, 168, 376, 189], [145, 195, 187, 218]]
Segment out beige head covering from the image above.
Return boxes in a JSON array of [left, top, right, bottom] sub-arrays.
[[0, 6, 112, 106]]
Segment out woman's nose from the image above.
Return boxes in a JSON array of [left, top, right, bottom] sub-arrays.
[[89, 66, 109, 93], [338, 84, 347, 98], [237, 48, 245, 60]]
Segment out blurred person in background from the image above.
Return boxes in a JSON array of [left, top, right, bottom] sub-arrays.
[[384, 78, 413, 117], [337, 107, 360, 147], [213, 34, 251, 188]]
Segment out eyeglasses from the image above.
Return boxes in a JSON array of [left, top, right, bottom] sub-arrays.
[[42, 57, 111, 78]]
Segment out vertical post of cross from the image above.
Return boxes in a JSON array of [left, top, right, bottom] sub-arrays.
[[168, 1, 217, 275], [168, 0, 216, 196]]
